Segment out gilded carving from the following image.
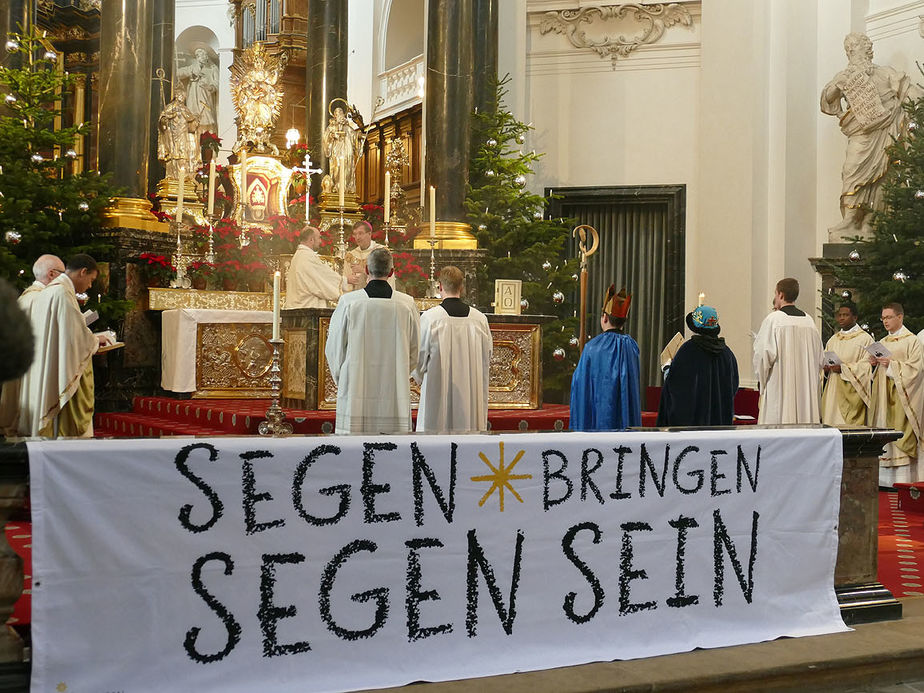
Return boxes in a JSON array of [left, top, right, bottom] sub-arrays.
[[196, 323, 278, 398], [229, 41, 287, 153], [282, 330, 307, 400], [148, 287, 273, 311], [538, 4, 693, 68]]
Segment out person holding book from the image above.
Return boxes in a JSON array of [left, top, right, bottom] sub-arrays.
[[821, 302, 873, 426]]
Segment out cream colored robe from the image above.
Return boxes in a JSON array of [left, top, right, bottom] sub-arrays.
[[869, 326, 924, 471], [341, 240, 394, 292], [821, 325, 874, 426], [413, 304, 493, 433], [284, 244, 342, 309], [753, 309, 823, 424], [17, 274, 98, 437], [0, 282, 45, 435], [325, 287, 420, 434]]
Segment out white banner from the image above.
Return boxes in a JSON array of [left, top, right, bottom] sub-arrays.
[[29, 428, 847, 693]]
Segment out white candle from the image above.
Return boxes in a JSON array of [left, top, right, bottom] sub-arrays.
[[239, 148, 248, 211], [429, 185, 436, 239], [207, 159, 216, 216], [272, 271, 281, 340], [338, 158, 345, 210], [698, 292, 705, 307], [176, 169, 185, 220], [384, 170, 391, 224]]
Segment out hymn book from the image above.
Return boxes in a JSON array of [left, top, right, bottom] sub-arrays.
[[659, 332, 685, 367], [865, 342, 892, 359], [822, 351, 842, 367]]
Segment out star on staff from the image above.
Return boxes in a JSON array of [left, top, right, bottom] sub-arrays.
[[471, 441, 532, 512]]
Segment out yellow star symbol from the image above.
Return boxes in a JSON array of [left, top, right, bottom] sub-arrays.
[[471, 441, 532, 511], [56, 684, 67, 692]]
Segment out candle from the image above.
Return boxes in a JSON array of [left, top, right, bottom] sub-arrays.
[[176, 169, 185, 220], [207, 159, 216, 216], [429, 185, 436, 239], [383, 170, 391, 224], [338, 159, 345, 210], [698, 292, 705, 307], [239, 148, 247, 211], [272, 271, 281, 340]]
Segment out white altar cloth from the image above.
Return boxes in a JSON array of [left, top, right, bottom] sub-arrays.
[[161, 309, 272, 392]]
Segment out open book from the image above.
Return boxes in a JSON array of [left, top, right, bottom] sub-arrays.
[[865, 342, 892, 359], [660, 332, 684, 367], [83, 309, 99, 327]]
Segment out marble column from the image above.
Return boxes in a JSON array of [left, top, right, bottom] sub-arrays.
[[425, 0, 474, 225], [306, 0, 348, 199], [98, 0, 155, 204], [0, 0, 33, 72], [147, 0, 174, 194], [472, 0, 499, 116]]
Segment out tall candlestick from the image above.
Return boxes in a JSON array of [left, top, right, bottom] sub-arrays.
[[429, 185, 436, 239], [338, 159, 345, 210], [272, 271, 281, 340], [207, 159, 216, 216], [239, 148, 248, 212], [698, 292, 705, 306], [176, 169, 185, 220], [384, 170, 391, 224]]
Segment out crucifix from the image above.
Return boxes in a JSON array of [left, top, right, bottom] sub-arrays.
[[301, 152, 323, 222]]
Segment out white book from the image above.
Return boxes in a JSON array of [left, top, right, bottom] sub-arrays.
[[822, 351, 842, 367], [865, 342, 892, 359], [83, 309, 99, 327]]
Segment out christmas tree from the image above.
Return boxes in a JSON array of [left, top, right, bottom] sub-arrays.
[[0, 29, 121, 303], [834, 87, 924, 335], [466, 76, 579, 398]]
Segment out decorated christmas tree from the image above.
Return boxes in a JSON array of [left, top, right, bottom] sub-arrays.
[[466, 76, 579, 398], [834, 85, 924, 335], [0, 29, 120, 295]]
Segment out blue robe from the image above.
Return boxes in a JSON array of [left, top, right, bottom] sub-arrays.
[[656, 335, 739, 427], [569, 331, 641, 430]]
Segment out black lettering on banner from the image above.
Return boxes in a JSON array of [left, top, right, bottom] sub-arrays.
[[542, 450, 572, 510], [667, 516, 700, 608], [258, 553, 311, 656], [672, 445, 703, 494], [639, 444, 670, 498], [184, 552, 242, 663], [713, 509, 759, 606], [465, 529, 524, 637], [710, 449, 731, 497], [362, 442, 401, 524], [619, 522, 657, 615], [580, 448, 605, 504], [411, 442, 456, 526], [736, 445, 761, 493], [241, 450, 285, 535], [292, 444, 349, 526], [405, 538, 453, 641], [176, 443, 224, 533], [609, 446, 632, 500], [561, 522, 605, 623], [319, 540, 389, 640]]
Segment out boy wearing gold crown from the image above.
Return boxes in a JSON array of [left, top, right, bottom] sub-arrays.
[[569, 285, 641, 430]]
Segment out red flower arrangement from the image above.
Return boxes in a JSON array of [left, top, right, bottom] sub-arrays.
[[200, 131, 221, 155], [137, 252, 176, 286]]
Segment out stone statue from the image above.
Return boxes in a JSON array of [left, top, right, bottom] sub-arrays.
[[176, 47, 219, 143], [157, 84, 200, 181], [229, 42, 288, 153], [821, 33, 913, 239], [322, 102, 366, 195]]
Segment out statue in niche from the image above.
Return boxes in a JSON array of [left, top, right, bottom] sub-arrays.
[[821, 33, 914, 239], [157, 83, 200, 181], [322, 99, 366, 195], [176, 47, 220, 143]]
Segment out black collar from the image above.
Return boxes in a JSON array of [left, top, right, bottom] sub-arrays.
[[441, 297, 470, 317], [364, 279, 393, 298], [779, 305, 805, 317]]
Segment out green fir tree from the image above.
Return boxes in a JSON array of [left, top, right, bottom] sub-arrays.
[[835, 86, 924, 336], [466, 76, 580, 399], [0, 28, 124, 322]]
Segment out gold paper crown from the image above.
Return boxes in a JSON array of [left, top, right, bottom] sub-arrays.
[[603, 285, 631, 319]]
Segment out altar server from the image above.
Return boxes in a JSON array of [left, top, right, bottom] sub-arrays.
[[868, 302, 924, 483], [569, 285, 641, 430], [285, 225, 342, 309], [656, 305, 738, 426], [341, 221, 393, 292], [753, 277, 824, 424], [325, 247, 420, 434], [414, 266, 492, 433], [821, 302, 873, 426], [17, 254, 103, 437]]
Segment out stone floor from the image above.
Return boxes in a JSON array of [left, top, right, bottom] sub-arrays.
[[360, 598, 924, 693]]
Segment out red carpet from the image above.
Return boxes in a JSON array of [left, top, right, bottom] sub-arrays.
[[5, 523, 30, 626], [878, 490, 924, 598]]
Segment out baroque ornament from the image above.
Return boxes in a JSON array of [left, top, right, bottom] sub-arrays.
[[229, 42, 288, 153], [538, 4, 693, 69]]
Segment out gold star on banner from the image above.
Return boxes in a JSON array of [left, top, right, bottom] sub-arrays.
[[471, 441, 532, 511], [56, 684, 67, 692]]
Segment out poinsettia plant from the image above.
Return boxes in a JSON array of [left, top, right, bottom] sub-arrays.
[[136, 252, 176, 286], [200, 131, 221, 157]]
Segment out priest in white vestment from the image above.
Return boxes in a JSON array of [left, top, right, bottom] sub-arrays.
[[285, 225, 342, 309], [325, 247, 420, 434], [17, 254, 103, 437], [821, 302, 873, 426], [868, 302, 924, 485], [753, 278, 823, 424], [413, 266, 492, 433], [341, 221, 393, 292], [0, 254, 65, 435]]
